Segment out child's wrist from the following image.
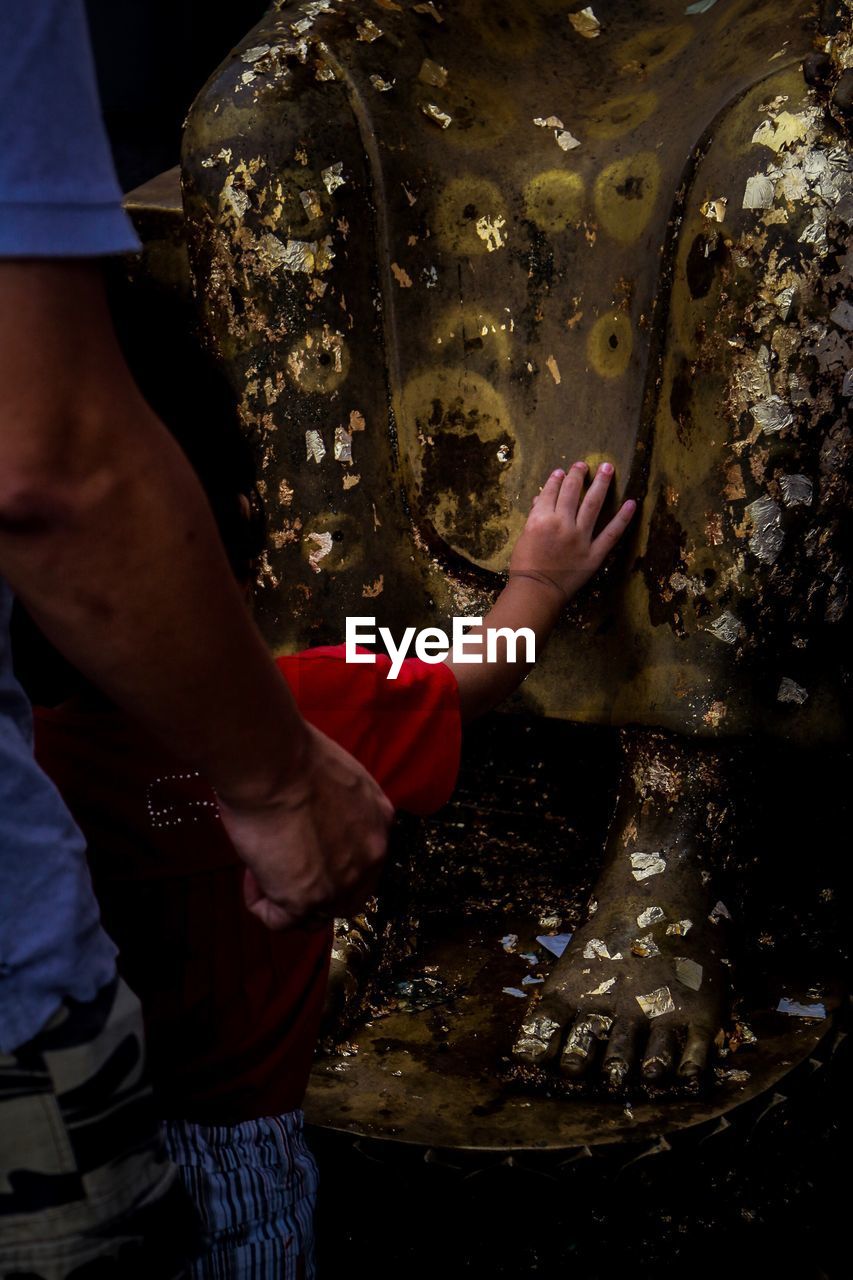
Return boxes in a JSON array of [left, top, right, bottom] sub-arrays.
[[507, 569, 570, 606]]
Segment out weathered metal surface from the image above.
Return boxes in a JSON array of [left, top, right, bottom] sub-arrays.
[[508, 730, 737, 1084], [304, 908, 838, 1151], [180, 0, 851, 744], [121, 7, 851, 1139], [299, 720, 843, 1148], [115, 0, 853, 1147], [124, 166, 191, 300]]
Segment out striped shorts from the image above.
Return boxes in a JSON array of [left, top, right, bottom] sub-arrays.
[[0, 976, 199, 1280], [165, 1110, 319, 1280]]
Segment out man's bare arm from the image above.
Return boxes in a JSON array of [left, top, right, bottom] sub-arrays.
[[0, 261, 391, 925]]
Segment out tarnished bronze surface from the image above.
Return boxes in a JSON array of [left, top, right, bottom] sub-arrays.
[[124, 166, 191, 300], [180, 0, 850, 744], [124, 165, 182, 217], [305, 910, 838, 1151], [120, 0, 852, 1148]]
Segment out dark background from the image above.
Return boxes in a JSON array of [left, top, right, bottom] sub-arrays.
[[85, 0, 269, 191]]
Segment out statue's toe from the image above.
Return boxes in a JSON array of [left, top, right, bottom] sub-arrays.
[[641, 1023, 680, 1082], [678, 1024, 714, 1079], [512, 998, 565, 1066], [602, 1016, 642, 1089], [559, 1010, 614, 1077]]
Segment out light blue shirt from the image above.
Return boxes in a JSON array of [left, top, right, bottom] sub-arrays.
[[0, 0, 140, 1050]]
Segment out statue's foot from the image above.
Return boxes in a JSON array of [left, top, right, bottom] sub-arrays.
[[513, 885, 728, 1086], [513, 732, 734, 1088]]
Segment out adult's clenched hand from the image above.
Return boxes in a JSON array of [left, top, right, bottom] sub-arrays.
[[218, 724, 395, 930]]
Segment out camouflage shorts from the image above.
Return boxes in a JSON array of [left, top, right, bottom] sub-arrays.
[[0, 976, 200, 1280]]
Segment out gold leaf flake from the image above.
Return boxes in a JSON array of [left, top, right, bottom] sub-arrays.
[[630, 851, 666, 881], [703, 701, 727, 728], [299, 188, 323, 219], [305, 429, 326, 463], [391, 262, 413, 287], [201, 147, 233, 169], [321, 163, 345, 194], [584, 977, 616, 997], [563, 1013, 613, 1057], [751, 110, 814, 154], [421, 102, 452, 129], [779, 474, 812, 507], [723, 463, 746, 501], [219, 178, 250, 222], [356, 19, 383, 42], [412, 2, 444, 21], [706, 611, 742, 644], [636, 986, 675, 1018], [474, 214, 507, 252], [334, 426, 353, 462], [743, 174, 775, 210], [306, 530, 333, 573], [700, 196, 727, 222], [569, 8, 601, 39], [675, 958, 703, 991], [257, 234, 316, 273], [777, 676, 808, 705], [631, 933, 660, 958], [418, 58, 448, 87], [583, 938, 623, 961]]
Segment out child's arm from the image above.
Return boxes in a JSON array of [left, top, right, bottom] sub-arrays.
[[444, 461, 636, 721]]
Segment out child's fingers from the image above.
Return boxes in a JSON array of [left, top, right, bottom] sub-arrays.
[[534, 468, 566, 510], [591, 499, 637, 560], [575, 462, 614, 534], [556, 460, 588, 518]]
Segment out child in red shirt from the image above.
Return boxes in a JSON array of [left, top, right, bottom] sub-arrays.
[[34, 398, 633, 1277]]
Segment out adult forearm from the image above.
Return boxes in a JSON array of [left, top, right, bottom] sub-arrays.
[[0, 262, 306, 802], [0, 262, 394, 928], [1, 402, 308, 801]]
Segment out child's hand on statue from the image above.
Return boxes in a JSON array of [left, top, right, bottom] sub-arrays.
[[509, 462, 636, 604], [444, 462, 636, 721]]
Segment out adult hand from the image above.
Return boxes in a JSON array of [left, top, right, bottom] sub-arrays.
[[217, 725, 394, 930]]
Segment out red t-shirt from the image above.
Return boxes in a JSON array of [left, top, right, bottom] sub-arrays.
[[34, 647, 460, 1124]]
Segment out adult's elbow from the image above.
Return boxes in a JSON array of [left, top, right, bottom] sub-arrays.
[[0, 472, 82, 537], [0, 425, 115, 538]]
